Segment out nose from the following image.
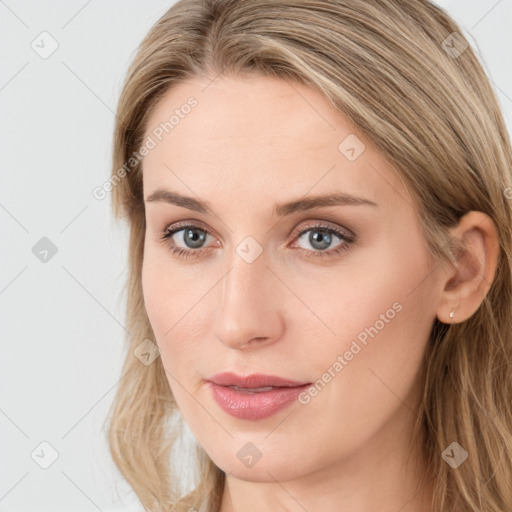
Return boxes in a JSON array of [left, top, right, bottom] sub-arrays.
[[212, 250, 284, 350]]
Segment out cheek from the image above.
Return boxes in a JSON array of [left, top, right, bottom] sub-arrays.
[[141, 246, 212, 379], [142, 240, 194, 336], [294, 224, 437, 439], [141, 247, 167, 334], [289, 222, 434, 355]]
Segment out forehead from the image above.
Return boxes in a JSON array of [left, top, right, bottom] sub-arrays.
[[141, 75, 409, 211]]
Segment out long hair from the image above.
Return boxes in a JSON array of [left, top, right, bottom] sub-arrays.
[[105, 1, 512, 510]]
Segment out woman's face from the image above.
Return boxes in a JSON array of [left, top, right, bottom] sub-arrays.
[[141, 74, 445, 482]]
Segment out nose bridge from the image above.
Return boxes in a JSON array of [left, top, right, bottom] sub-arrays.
[[212, 245, 282, 348]]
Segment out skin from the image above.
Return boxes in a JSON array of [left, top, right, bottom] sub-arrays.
[[140, 74, 499, 512]]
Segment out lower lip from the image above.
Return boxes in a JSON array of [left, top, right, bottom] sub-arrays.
[[208, 382, 311, 420]]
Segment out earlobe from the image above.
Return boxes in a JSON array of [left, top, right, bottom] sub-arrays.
[[436, 211, 499, 324]]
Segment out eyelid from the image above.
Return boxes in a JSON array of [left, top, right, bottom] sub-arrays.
[[163, 219, 218, 239], [288, 219, 355, 240], [163, 218, 354, 239]]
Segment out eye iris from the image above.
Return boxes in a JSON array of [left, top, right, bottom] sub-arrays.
[[184, 228, 206, 249], [310, 230, 332, 250]]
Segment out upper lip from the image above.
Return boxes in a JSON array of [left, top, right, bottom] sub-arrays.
[[208, 372, 311, 388]]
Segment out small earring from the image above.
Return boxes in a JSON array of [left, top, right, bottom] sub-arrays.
[[449, 310, 455, 319]]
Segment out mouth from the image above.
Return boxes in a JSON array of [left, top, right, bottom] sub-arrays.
[[206, 372, 312, 420], [226, 385, 280, 394], [207, 371, 311, 389]]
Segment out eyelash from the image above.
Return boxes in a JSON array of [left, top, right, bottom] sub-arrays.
[[159, 221, 355, 260]]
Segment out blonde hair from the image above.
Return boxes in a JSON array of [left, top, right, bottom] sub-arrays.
[[106, 1, 512, 510]]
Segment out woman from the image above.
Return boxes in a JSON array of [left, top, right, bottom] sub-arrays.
[[106, 1, 512, 510]]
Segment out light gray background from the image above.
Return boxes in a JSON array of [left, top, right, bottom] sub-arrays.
[[1, 1, 511, 511]]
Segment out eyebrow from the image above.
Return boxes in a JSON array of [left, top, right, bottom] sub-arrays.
[[144, 189, 378, 216]]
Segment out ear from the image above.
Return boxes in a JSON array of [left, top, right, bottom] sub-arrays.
[[436, 211, 499, 324]]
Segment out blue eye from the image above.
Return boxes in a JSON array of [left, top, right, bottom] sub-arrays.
[[161, 225, 213, 259], [294, 226, 349, 253], [160, 222, 355, 260]]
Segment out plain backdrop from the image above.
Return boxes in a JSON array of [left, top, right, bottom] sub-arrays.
[[1, 1, 511, 511]]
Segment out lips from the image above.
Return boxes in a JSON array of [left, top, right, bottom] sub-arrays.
[[206, 372, 312, 420], [207, 372, 310, 389]]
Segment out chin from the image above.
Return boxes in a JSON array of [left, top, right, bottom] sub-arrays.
[[205, 439, 309, 483]]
